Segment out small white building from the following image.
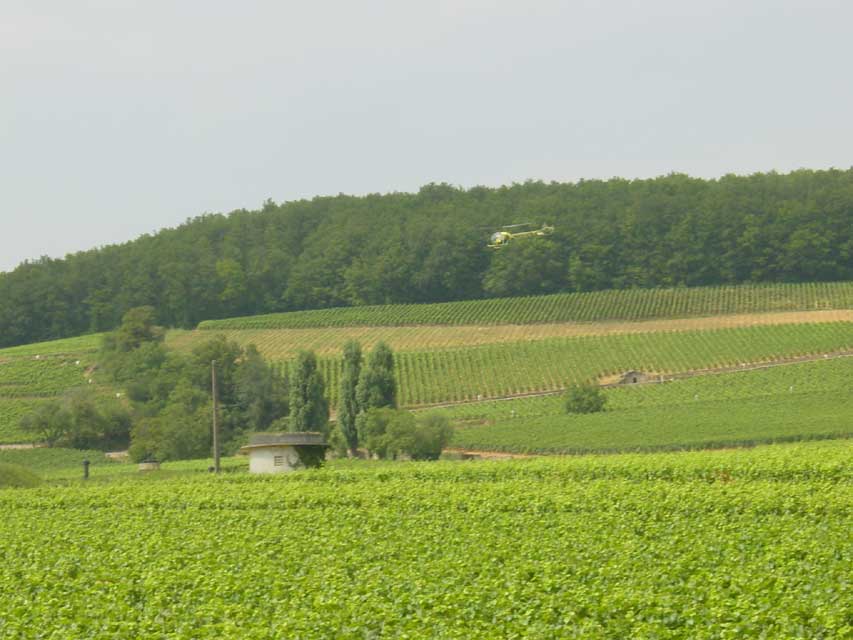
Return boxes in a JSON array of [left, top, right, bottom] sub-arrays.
[[240, 432, 328, 474]]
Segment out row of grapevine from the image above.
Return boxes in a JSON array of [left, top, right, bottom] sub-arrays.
[[198, 281, 853, 330], [0, 333, 101, 359], [307, 322, 853, 407], [436, 356, 853, 423], [1, 441, 849, 637], [0, 398, 47, 444], [451, 391, 852, 454], [0, 357, 89, 398]]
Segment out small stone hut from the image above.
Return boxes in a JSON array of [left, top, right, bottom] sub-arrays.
[[617, 370, 653, 385], [240, 432, 328, 474]]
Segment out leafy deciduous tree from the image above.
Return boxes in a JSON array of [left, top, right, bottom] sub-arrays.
[[564, 382, 607, 414]]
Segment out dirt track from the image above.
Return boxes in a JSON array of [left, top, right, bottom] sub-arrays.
[[0, 443, 46, 451]]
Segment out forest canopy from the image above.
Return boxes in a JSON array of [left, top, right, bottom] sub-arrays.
[[1, 169, 851, 348]]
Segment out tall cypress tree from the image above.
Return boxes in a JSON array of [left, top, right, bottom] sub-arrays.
[[356, 341, 396, 411], [288, 351, 329, 435], [337, 340, 362, 456]]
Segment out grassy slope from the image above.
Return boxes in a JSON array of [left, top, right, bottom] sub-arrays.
[[389, 322, 853, 405], [0, 448, 121, 478], [445, 358, 853, 453], [8, 309, 850, 419], [0, 447, 246, 481]]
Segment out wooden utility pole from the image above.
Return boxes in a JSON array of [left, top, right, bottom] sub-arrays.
[[211, 360, 221, 474]]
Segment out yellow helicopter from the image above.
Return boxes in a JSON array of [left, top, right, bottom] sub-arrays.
[[488, 223, 555, 249]]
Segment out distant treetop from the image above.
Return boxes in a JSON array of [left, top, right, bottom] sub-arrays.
[[1, 169, 852, 348]]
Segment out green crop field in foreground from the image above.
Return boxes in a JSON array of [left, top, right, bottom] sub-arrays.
[[0, 440, 849, 638], [198, 280, 853, 330]]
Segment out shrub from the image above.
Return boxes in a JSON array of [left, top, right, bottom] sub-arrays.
[[411, 414, 454, 460], [564, 382, 607, 414]]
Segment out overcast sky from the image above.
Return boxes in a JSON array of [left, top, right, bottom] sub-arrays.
[[1, 0, 851, 272]]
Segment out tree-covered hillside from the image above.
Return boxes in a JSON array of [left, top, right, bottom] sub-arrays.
[[1, 169, 851, 348]]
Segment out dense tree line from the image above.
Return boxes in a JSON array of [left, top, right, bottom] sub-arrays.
[[2, 169, 852, 348]]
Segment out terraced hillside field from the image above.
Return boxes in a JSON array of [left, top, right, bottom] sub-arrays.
[[0, 440, 849, 638], [199, 281, 853, 330], [0, 334, 114, 444], [0, 355, 96, 444], [2, 283, 852, 444], [181, 282, 853, 409], [0, 334, 101, 358], [173, 310, 853, 359], [301, 322, 851, 407], [444, 357, 853, 454]]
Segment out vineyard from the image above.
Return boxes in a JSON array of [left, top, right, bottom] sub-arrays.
[[198, 281, 853, 330], [0, 354, 96, 444], [439, 356, 853, 422], [0, 440, 849, 638], [444, 357, 853, 453], [0, 333, 101, 358], [0, 357, 90, 398], [0, 399, 47, 444], [307, 322, 853, 407], [451, 391, 850, 454], [1, 283, 852, 449], [172, 310, 853, 360]]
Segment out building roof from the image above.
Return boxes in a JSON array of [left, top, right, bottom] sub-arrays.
[[239, 432, 328, 452]]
